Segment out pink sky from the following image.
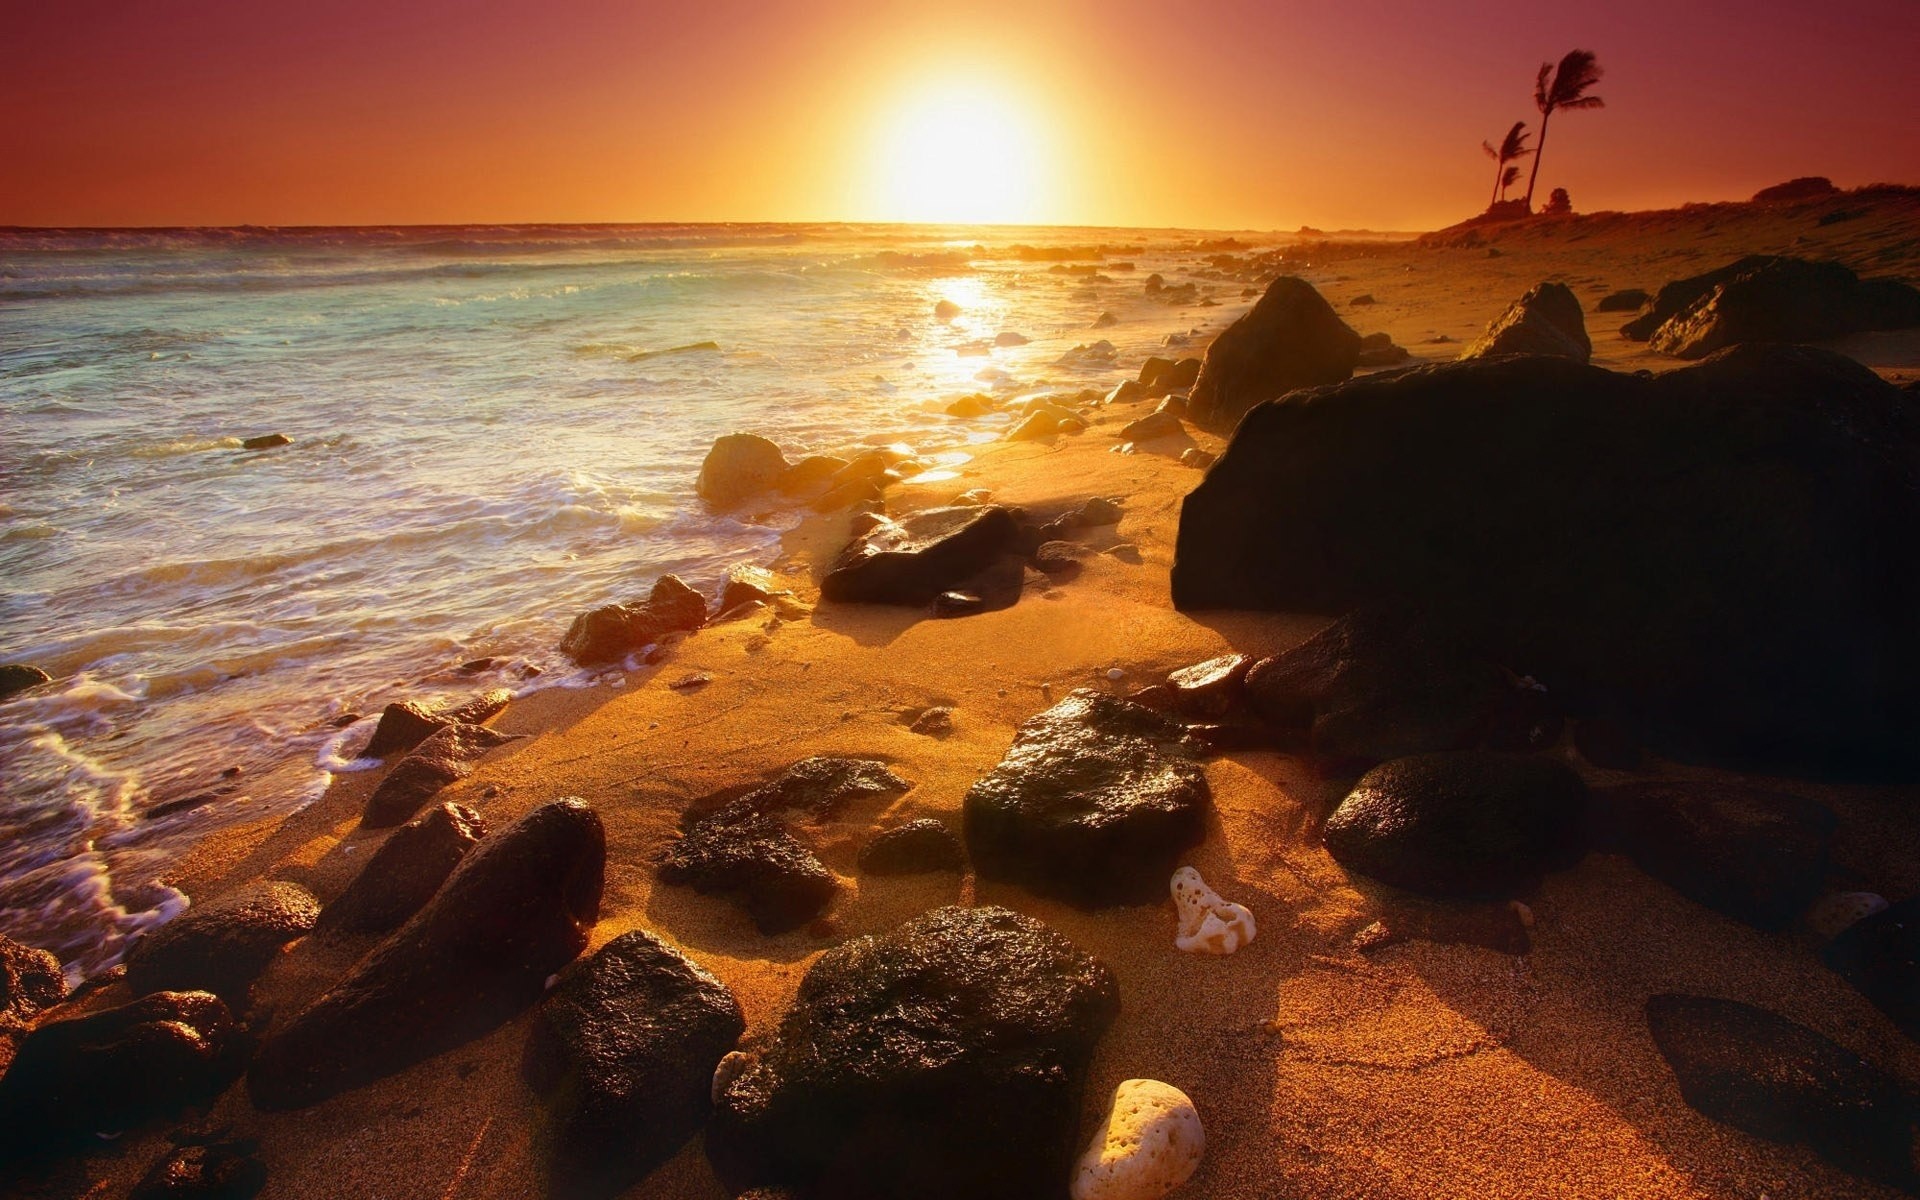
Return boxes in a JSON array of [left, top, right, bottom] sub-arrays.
[[5, 0, 1917, 229]]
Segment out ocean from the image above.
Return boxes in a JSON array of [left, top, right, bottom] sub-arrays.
[[0, 221, 1251, 980]]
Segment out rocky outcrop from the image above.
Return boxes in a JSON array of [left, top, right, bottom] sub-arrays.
[[1603, 782, 1835, 930], [858, 819, 965, 875], [1071, 1079, 1204, 1200], [657, 808, 837, 934], [1171, 347, 1920, 776], [360, 723, 519, 829], [560, 574, 708, 666], [1184, 276, 1360, 430], [697, 434, 790, 508], [1622, 255, 1920, 356], [0, 934, 65, 1027], [1824, 897, 1920, 1041], [821, 505, 1022, 606], [318, 802, 488, 935], [248, 799, 605, 1110], [124, 881, 319, 1003], [361, 687, 511, 758], [1460, 282, 1590, 361], [1323, 752, 1589, 899], [0, 664, 51, 701], [0, 991, 248, 1160], [708, 906, 1119, 1199], [1646, 993, 1914, 1191], [524, 930, 745, 1200], [964, 691, 1210, 906]]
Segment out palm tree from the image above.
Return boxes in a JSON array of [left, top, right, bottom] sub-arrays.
[[1500, 165, 1523, 201], [1523, 50, 1604, 212], [1481, 122, 1533, 209]]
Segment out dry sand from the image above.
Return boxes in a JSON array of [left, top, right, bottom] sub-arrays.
[[24, 188, 1920, 1199]]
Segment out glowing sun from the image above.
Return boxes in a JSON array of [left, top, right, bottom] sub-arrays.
[[869, 79, 1055, 225]]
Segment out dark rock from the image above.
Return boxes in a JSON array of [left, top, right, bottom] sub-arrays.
[[1595, 288, 1650, 313], [239, 433, 291, 451], [1349, 294, 1377, 306], [0, 991, 247, 1159], [707, 905, 1118, 1200], [1166, 653, 1254, 719], [821, 505, 1021, 606], [0, 934, 65, 1027], [248, 799, 605, 1110], [1032, 541, 1090, 578], [1604, 782, 1834, 930], [963, 690, 1210, 906], [1460, 282, 1590, 362], [1155, 394, 1188, 419], [908, 707, 954, 737], [1185, 276, 1361, 430], [934, 299, 961, 319], [697, 434, 790, 508], [1356, 338, 1411, 368], [657, 809, 836, 935], [1752, 176, 1840, 203], [130, 1139, 268, 1200], [847, 511, 888, 539], [1324, 752, 1589, 899], [722, 565, 783, 611], [0, 664, 51, 701], [524, 931, 745, 1200], [730, 756, 911, 822], [362, 687, 511, 758], [1093, 311, 1117, 328], [1171, 347, 1920, 776], [1140, 356, 1199, 395], [933, 591, 983, 617], [1646, 993, 1915, 1190], [1178, 447, 1215, 470], [1824, 897, 1920, 1041], [1076, 496, 1124, 526], [1244, 612, 1520, 765], [858, 820, 965, 875], [318, 803, 488, 935], [1118, 410, 1183, 441], [1645, 256, 1920, 359], [361, 723, 519, 829], [1573, 716, 1645, 770], [560, 574, 708, 666], [124, 881, 318, 1003]]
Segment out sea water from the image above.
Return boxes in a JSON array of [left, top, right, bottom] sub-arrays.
[[0, 222, 1250, 980]]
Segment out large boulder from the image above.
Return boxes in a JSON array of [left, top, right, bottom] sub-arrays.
[[0, 991, 248, 1161], [124, 881, 319, 1003], [1824, 897, 1920, 1041], [657, 808, 837, 934], [317, 802, 488, 935], [821, 506, 1022, 606], [559, 574, 708, 666], [697, 434, 790, 508], [964, 691, 1210, 906], [360, 723, 519, 829], [524, 930, 745, 1200], [1623, 255, 1920, 353], [1323, 752, 1589, 899], [248, 799, 605, 1109], [1184, 276, 1360, 430], [1459, 282, 1590, 362], [1602, 782, 1835, 930], [1171, 347, 1920, 776], [708, 906, 1119, 1199], [1646, 993, 1915, 1191]]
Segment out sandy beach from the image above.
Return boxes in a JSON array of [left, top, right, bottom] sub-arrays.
[[7, 186, 1920, 1200]]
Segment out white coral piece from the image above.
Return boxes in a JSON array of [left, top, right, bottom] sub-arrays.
[[1170, 866, 1255, 955], [1072, 1078, 1204, 1200]]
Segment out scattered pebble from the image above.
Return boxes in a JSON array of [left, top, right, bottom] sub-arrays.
[[1072, 1079, 1204, 1200], [1171, 866, 1256, 955], [1107, 668, 1125, 682]]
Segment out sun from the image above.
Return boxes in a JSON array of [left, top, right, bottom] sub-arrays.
[[868, 78, 1055, 225]]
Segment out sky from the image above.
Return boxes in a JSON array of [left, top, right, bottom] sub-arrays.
[[4, 0, 1917, 230]]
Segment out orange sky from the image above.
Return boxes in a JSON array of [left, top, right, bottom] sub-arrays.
[[5, 0, 1917, 230]]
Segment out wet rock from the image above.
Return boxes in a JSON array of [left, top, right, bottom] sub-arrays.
[[658, 809, 836, 935], [1646, 256, 1920, 359], [729, 756, 911, 821], [318, 802, 488, 935], [1460, 282, 1590, 362], [964, 691, 1210, 906], [1824, 897, 1920, 1041], [361, 723, 519, 829], [1071, 1079, 1204, 1200], [1140, 356, 1200, 396], [1244, 612, 1520, 765], [1008, 410, 1066, 442], [248, 799, 605, 1110], [239, 433, 291, 451], [362, 687, 512, 758], [1595, 288, 1649, 313], [124, 881, 319, 1003], [1118, 411, 1183, 442], [0, 991, 247, 1159], [1185, 276, 1360, 431], [524, 930, 745, 1200], [0, 664, 51, 701], [0, 934, 65, 1027], [697, 434, 790, 508], [1165, 653, 1253, 720], [934, 299, 961, 319], [858, 820, 965, 875], [1172, 347, 1920, 776], [708, 905, 1119, 1200], [1603, 782, 1835, 930], [1646, 993, 1915, 1190], [1324, 752, 1589, 899], [821, 505, 1022, 606], [778, 454, 849, 494], [721, 565, 783, 611], [130, 1139, 268, 1200], [560, 574, 708, 666], [932, 590, 984, 618]]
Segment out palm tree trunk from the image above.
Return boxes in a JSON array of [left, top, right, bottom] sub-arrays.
[[1489, 161, 1503, 209], [1523, 109, 1552, 212]]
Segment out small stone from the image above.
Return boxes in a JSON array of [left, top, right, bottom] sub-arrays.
[[1071, 1079, 1204, 1200], [933, 591, 985, 617], [711, 1050, 751, 1104], [1106, 668, 1125, 682], [1170, 867, 1255, 955], [0, 664, 53, 701], [1119, 411, 1182, 441], [669, 673, 712, 691], [908, 707, 954, 737], [240, 433, 291, 450], [1077, 496, 1124, 526], [934, 298, 961, 319]]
